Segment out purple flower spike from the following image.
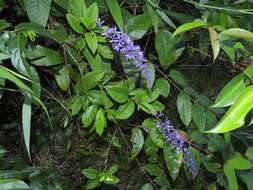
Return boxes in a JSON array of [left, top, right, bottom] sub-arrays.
[[156, 114, 197, 178], [102, 26, 151, 87]]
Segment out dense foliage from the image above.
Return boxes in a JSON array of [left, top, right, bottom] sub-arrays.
[[0, 0, 253, 189]]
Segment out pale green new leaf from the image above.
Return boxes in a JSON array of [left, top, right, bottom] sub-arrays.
[[221, 28, 253, 40], [212, 74, 245, 108], [224, 163, 238, 190], [206, 86, 253, 133], [208, 28, 220, 62]]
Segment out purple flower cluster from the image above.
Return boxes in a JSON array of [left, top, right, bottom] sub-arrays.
[[156, 114, 197, 178], [97, 20, 151, 86]]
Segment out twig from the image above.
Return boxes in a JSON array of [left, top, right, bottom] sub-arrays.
[[104, 128, 118, 171], [117, 127, 159, 190]]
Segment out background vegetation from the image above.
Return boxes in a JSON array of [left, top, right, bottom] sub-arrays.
[[0, 0, 253, 189]]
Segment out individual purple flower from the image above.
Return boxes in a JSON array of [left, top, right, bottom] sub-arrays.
[[96, 18, 104, 27], [102, 26, 152, 87], [156, 114, 197, 178]]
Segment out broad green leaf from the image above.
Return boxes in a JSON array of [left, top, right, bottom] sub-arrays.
[[86, 179, 100, 189], [223, 163, 238, 190], [153, 78, 170, 97], [206, 86, 253, 133], [69, 96, 86, 115], [66, 14, 84, 33], [155, 31, 184, 70], [169, 70, 188, 86], [144, 163, 162, 176], [105, 83, 129, 103], [245, 63, 253, 77], [130, 128, 144, 160], [245, 147, 253, 160], [227, 152, 252, 170], [55, 66, 70, 91], [208, 183, 217, 190], [163, 146, 182, 181], [82, 105, 97, 127], [0, 179, 30, 190], [239, 173, 253, 190], [150, 127, 164, 148], [154, 175, 171, 189], [97, 45, 114, 59], [221, 28, 253, 40], [26, 45, 64, 66], [82, 168, 100, 180], [176, 92, 192, 127], [101, 175, 119, 184], [192, 103, 206, 132], [212, 74, 245, 108], [146, 3, 158, 33], [140, 183, 154, 190], [94, 109, 106, 136], [0, 19, 11, 31], [125, 13, 151, 40], [0, 53, 10, 60], [80, 2, 98, 29], [105, 0, 124, 32], [85, 32, 98, 54], [22, 96, 32, 159], [172, 20, 206, 38], [68, 0, 87, 18], [108, 165, 119, 175], [83, 70, 104, 91], [156, 10, 176, 29], [115, 100, 135, 120], [208, 28, 220, 62], [23, 0, 52, 27], [88, 90, 114, 109]]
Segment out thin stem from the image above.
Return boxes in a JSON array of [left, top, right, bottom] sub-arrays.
[[117, 127, 159, 190]]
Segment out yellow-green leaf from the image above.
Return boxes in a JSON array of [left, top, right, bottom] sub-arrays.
[[208, 28, 220, 62], [206, 86, 253, 133], [220, 28, 253, 40]]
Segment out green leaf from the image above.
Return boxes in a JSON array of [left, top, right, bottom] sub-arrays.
[[176, 92, 192, 127], [206, 86, 253, 133], [146, 3, 158, 32], [86, 179, 100, 189], [22, 96, 32, 159], [130, 128, 144, 160], [245, 147, 253, 160], [66, 14, 84, 33], [163, 146, 182, 181], [83, 70, 104, 91], [212, 74, 245, 108], [227, 152, 252, 170], [245, 63, 253, 78], [169, 70, 188, 86], [68, 0, 87, 18], [85, 32, 98, 54], [156, 10, 176, 29], [82, 168, 100, 180], [140, 183, 154, 190], [26, 45, 64, 66], [150, 127, 164, 148], [106, 83, 129, 103], [101, 175, 119, 185], [105, 0, 124, 32], [23, 0, 52, 27], [107, 165, 119, 175], [125, 13, 151, 40], [115, 100, 135, 120], [221, 28, 253, 40], [144, 163, 162, 176], [192, 103, 206, 132], [94, 109, 106, 136], [153, 78, 170, 97], [80, 2, 98, 29], [97, 45, 114, 59], [172, 20, 206, 38], [239, 173, 253, 190], [88, 90, 114, 109], [82, 105, 97, 127], [0, 179, 30, 190], [223, 163, 238, 190], [55, 66, 70, 91], [208, 183, 217, 190], [155, 31, 184, 70], [208, 28, 220, 62]]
